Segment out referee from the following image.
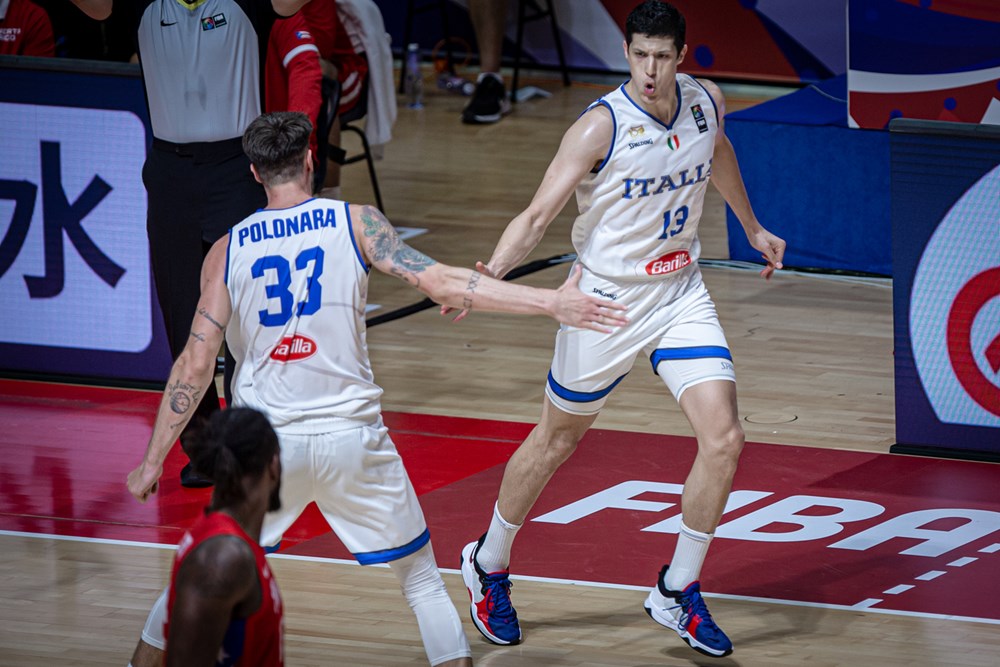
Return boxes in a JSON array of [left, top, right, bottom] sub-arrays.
[[75, 0, 311, 487]]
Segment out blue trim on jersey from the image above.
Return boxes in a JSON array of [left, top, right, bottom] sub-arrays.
[[585, 99, 616, 174], [354, 528, 430, 565], [547, 370, 628, 403], [649, 346, 732, 375], [619, 80, 683, 130], [224, 231, 233, 286], [261, 197, 318, 212], [263, 541, 281, 554], [221, 617, 247, 665], [344, 201, 369, 273], [689, 76, 720, 128]]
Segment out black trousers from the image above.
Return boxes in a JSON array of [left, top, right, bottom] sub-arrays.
[[143, 138, 266, 452]]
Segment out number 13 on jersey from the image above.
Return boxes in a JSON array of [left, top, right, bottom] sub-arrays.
[[659, 205, 689, 239]]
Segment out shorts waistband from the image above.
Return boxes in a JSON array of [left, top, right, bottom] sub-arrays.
[[152, 136, 244, 160], [275, 415, 382, 435]]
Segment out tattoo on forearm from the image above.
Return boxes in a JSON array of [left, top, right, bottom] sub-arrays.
[[190, 331, 206, 342], [360, 205, 437, 276], [167, 380, 201, 416], [390, 266, 420, 288], [198, 307, 224, 331], [462, 271, 481, 310]]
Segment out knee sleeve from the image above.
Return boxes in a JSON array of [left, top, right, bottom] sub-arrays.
[[390, 544, 471, 665], [140, 586, 169, 650]]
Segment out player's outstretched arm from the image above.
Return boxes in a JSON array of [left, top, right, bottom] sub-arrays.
[[127, 238, 234, 502], [485, 106, 614, 279], [442, 105, 614, 322], [700, 78, 786, 279], [352, 205, 627, 332]]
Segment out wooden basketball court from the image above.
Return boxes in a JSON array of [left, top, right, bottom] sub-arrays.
[[2, 72, 998, 666]]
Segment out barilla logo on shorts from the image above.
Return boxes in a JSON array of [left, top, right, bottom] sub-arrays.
[[270, 335, 317, 363], [645, 250, 692, 276]]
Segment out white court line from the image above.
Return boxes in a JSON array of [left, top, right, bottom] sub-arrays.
[[948, 557, 978, 567], [883, 585, 914, 595], [852, 598, 882, 610], [980, 544, 1000, 554], [915, 570, 947, 581], [5, 529, 1000, 626]]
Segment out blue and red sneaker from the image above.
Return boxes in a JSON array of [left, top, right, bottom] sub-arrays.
[[643, 564, 733, 657], [460, 535, 522, 645]]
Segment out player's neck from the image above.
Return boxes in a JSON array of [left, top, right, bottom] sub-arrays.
[[264, 179, 313, 211], [219, 505, 265, 544], [627, 80, 678, 123]]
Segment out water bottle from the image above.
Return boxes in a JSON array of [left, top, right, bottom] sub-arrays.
[[405, 43, 424, 109]]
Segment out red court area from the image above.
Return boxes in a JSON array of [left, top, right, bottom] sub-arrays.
[[2, 379, 999, 624]]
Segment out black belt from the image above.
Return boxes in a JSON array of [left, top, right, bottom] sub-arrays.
[[152, 136, 244, 161]]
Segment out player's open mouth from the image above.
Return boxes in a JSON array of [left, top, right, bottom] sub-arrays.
[[643, 82, 655, 95]]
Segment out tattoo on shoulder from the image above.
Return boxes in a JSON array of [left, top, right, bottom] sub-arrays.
[[360, 205, 437, 275]]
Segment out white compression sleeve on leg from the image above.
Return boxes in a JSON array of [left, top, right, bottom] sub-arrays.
[[140, 586, 169, 650], [390, 544, 471, 665]]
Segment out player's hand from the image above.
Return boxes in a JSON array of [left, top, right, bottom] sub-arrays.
[[440, 261, 494, 322], [748, 227, 786, 280], [553, 265, 629, 332], [127, 460, 162, 503]]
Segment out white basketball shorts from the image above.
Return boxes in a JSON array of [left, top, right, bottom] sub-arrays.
[[545, 264, 736, 415], [260, 418, 429, 564]]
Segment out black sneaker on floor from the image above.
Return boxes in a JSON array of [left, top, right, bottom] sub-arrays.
[[180, 461, 213, 489], [461, 74, 511, 124]]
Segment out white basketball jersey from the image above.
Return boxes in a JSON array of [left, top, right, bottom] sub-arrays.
[[225, 198, 381, 431], [573, 74, 719, 281]]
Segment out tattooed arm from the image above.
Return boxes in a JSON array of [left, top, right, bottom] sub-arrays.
[[127, 237, 234, 503], [352, 205, 628, 329]]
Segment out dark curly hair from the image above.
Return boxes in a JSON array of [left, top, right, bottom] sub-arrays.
[[187, 407, 279, 510]]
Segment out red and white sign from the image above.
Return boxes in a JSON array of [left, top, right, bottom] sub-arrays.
[[269, 334, 317, 363], [910, 165, 1000, 426], [644, 250, 692, 276]]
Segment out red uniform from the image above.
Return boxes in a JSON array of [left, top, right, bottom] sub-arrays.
[[167, 512, 284, 667], [300, 0, 368, 116], [265, 11, 322, 157], [0, 0, 55, 57]]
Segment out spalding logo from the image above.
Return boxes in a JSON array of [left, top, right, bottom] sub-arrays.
[[645, 250, 691, 276], [270, 334, 317, 362]]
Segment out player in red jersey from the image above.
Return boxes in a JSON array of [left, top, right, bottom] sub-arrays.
[[164, 407, 284, 667]]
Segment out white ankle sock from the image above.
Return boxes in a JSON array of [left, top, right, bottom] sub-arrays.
[[664, 520, 713, 591], [476, 502, 521, 572]]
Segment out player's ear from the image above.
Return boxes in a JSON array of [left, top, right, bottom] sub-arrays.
[[269, 451, 281, 481], [677, 43, 688, 65], [250, 163, 264, 185]]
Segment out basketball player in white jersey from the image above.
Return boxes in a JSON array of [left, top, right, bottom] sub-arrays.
[[124, 111, 628, 667], [453, 1, 786, 658]]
